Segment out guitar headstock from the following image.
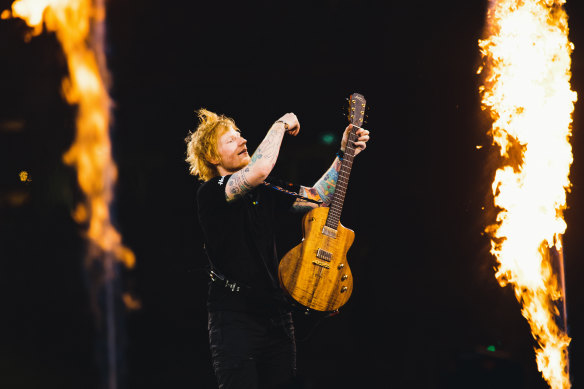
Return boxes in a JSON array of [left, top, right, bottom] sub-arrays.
[[348, 93, 366, 127]]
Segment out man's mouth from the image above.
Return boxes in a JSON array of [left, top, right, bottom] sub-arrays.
[[238, 149, 248, 156]]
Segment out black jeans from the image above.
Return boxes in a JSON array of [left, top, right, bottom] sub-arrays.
[[208, 310, 296, 389]]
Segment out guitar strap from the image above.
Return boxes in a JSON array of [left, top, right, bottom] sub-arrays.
[[262, 180, 323, 205]]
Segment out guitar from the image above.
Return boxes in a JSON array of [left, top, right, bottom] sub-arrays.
[[278, 93, 366, 312]]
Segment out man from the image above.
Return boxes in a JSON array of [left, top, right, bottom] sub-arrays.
[[185, 109, 369, 389]]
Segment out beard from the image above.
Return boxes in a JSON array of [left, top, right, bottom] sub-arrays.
[[224, 153, 251, 174]]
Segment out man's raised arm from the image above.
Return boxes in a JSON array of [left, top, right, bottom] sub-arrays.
[[292, 124, 370, 212], [225, 113, 300, 202]]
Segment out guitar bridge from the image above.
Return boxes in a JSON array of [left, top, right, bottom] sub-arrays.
[[312, 260, 330, 269]]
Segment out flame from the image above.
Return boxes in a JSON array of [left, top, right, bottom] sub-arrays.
[[479, 1, 576, 388], [122, 292, 142, 311], [7, 0, 134, 268]]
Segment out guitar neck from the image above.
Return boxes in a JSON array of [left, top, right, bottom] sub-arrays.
[[325, 128, 359, 230], [324, 92, 366, 231]]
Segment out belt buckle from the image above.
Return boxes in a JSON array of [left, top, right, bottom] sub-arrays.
[[225, 280, 240, 293]]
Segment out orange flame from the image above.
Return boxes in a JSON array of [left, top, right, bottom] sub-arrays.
[[7, 0, 134, 268], [479, 0, 576, 388]]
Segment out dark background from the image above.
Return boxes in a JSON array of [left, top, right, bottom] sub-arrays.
[[0, 1, 583, 388]]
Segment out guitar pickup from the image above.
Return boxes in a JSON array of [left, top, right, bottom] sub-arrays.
[[322, 226, 337, 238], [316, 248, 332, 262], [312, 260, 330, 269]]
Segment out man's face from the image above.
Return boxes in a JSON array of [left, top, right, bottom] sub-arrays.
[[215, 126, 250, 174]]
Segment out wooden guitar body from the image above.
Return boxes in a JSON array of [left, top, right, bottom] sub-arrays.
[[278, 207, 355, 312]]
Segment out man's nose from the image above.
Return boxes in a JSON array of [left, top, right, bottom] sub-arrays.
[[239, 137, 247, 146]]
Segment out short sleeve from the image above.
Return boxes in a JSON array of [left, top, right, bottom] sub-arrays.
[[196, 175, 232, 216]]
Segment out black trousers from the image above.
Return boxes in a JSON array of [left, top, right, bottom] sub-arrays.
[[208, 310, 297, 389]]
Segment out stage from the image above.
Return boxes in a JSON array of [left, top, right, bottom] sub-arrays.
[[0, 1, 583, 388]]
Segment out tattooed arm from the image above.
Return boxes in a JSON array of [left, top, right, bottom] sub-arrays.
[[291, 124, 371, 212], [225, 113, 299, 202], [291, 157, 342, 212]]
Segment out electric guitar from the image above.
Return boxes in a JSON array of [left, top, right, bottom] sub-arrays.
[[278, 93, 366, 312]]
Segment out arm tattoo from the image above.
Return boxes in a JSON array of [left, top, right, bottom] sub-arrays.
[[291, 186, 321, 212], [314, 157, 341, 206], [225, 125, 286, 202], [291, 157, 341, 212], [226, 171, 253, 200]]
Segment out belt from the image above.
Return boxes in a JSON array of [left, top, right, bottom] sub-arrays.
[[208, 268, 251, 293]]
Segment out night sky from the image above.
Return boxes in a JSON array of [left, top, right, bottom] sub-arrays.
[[1, 1, 584, 388]]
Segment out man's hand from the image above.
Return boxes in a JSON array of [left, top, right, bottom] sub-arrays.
[[276, 113, 300, 136], [341, 124, 370, 156]]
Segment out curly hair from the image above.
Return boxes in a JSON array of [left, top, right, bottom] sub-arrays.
[[185, 108, 237, 181]]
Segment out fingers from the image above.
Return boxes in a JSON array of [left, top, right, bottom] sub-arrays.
[[352, 128, 370, 156], [352, 140, 367, 156], [287, 120, 300, 135], [354, 129, 370, 143], [277, 112, 300, 135], [354, 141, 367, 150], [355, 128, 370, 138]]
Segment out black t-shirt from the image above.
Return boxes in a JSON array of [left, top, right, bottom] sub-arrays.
[[197, 175, 298, 313]]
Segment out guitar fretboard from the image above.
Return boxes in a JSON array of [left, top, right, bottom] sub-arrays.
[[325, 128, 359, 230]]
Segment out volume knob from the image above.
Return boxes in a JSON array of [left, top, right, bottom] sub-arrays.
[[341, 286, 348, 293]]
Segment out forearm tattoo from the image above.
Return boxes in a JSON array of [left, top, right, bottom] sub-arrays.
[[292, 187, 321, 212], [314, 157, 341, 205], [291, 157, 341, 211], [225, 125, 285, 202]]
